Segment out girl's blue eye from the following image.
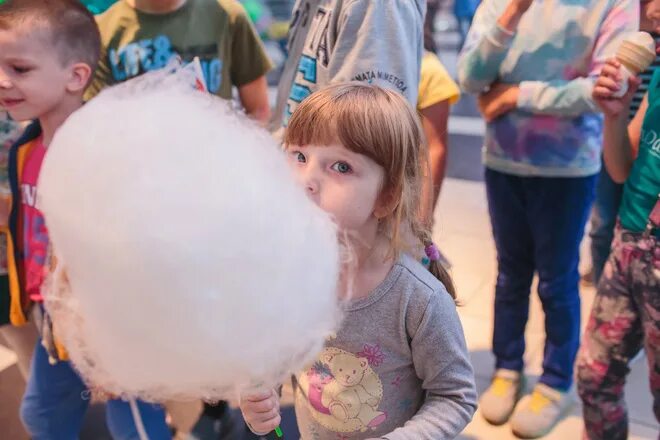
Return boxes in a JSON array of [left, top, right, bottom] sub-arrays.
[[295, 152, 306, 163], [332, 162, 352, 174]]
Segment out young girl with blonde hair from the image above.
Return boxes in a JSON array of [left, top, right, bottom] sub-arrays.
[[241, 83, 477, 439]]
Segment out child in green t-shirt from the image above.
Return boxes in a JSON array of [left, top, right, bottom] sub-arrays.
[[86, 0, 273, 123], [576, 2, 660, 437]]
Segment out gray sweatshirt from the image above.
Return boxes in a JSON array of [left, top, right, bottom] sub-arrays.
[[293, 254, 477, 439], [270, 0, 425, 131]]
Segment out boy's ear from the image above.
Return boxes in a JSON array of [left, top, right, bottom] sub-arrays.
[[373, 185, 399, 219], [66, 63, 93, 93]]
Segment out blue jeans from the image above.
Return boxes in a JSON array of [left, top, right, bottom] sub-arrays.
[[20, 340, 171, 440], [589, 164, 623, 284], [485, 169, 597, 390]]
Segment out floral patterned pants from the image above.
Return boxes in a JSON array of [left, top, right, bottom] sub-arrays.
[[577, 223, 660, 440]]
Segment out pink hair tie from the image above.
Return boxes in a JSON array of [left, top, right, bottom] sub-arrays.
[[425, 243, 441, 262]]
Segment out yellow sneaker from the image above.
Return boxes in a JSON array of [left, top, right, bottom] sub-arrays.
[[510, 383, 573, 439], [479, 369, 525, 425]]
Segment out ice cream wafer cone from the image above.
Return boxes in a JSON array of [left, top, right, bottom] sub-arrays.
[[616, 41, 655, 74], [612, 32, 656, 97]]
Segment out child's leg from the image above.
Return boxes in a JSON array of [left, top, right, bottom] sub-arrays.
[[485, 169, 536, 373], [633, 233, 660, 425], [20, 339, 90, 439], [528, 174, 596, 390], [643, 316, 660, 425], [588, 165, 623, 284], [577, 231, 644, 440], [105, 398, 171, 440]]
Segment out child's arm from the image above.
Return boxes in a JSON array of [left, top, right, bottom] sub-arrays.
[[511, 0, 638, 118], [382, 290, 477, 439], [230, 6, 273, 124], [237, 76, 271, 124], [457, 0, 533, 94], [592, 58, 645, 183], [419, 101, 450, 224], [627, 94, 647, 158], [604, 96, 646, 183], [475, 0, 639, 121], [418, 54, 459, 222]]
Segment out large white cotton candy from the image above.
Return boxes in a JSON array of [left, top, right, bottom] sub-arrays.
[[38, 68, 341, 401]]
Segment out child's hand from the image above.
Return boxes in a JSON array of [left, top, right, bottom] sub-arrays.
[[239, 389, 281, 435], [478, 83, 520, 122], [593, 58, 641, 118]]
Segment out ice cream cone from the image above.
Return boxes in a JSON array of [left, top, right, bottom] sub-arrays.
[[612, 32, 656, 97], [616, 41, 655, 74]]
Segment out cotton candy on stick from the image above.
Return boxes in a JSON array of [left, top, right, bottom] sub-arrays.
[[38, 67, 341, 402]]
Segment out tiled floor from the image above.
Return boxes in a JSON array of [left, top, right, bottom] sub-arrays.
[[433, 178, 659, 440]]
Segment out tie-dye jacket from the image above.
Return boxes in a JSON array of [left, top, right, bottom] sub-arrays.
[[458, 0, 639, 177]]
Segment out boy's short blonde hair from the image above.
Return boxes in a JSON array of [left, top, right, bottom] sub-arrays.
[[0, 0, 101, 73]]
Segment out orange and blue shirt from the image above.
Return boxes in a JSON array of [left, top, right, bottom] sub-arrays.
[[20, 136, 48, 303], [1, 122, 43, 326]]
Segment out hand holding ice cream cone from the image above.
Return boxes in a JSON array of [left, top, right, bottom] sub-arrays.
[[593, 58, 642, 118]]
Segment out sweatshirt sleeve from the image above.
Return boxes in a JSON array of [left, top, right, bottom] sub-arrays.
[[327, 0, 423, 104], [456, 0, 515, 94], [382, 289, 477, 440], [516, 0, 639, 116]]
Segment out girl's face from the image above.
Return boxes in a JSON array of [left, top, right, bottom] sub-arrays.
[[287, 143, 387, 235]]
